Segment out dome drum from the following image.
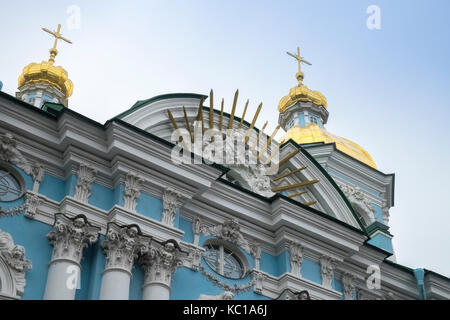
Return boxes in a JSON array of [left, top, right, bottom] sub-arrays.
[[278, 100, 329, 131]]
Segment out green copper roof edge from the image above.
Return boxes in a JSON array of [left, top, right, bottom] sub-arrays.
[[41, 101, 65, 112], [115, 93, 208, 119], [366, 221, 392, 237], [280, 139, 369, 236]]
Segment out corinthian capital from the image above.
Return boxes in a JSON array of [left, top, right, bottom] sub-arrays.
[[123, 172, 143, 212], [101, 223, 150, 273], [74, 163, 97, 203], [162, 188, 182, 227], [139, 239, 186, 287], [47, 214, 100, 264]]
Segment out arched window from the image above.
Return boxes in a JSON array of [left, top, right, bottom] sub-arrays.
[[202, 239, 248, 279], [0, 162, 25, 202]]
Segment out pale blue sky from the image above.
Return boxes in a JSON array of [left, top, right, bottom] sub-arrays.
[[1, 0, 449, 277]]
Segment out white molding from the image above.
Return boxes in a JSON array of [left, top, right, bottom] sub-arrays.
[[257, 271, 342, 300], [424, 273, 450, 300]]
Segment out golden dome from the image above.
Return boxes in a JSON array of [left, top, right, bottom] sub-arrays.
[[278, 82, 327, 113], [282, 124, 377, 169], [18, 60, 73, 98]]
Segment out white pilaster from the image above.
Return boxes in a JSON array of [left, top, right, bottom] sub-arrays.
[[44, 214, 100, 300], [74, 163, 97, 203], [161, 188, 182, 227], [288, 240, 303, 277], [320, 255, 334, 289], [123, 172, 143, 212], [342, 273, 356, 300]]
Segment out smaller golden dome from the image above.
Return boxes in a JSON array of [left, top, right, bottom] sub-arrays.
[[18, 61, 73, 98], [282, 124, 377, 169], [278, 83, 327, 113]]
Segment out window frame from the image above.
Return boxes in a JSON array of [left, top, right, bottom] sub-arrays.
[[0, 161, 25, 203], [202, 238, 249, 280]]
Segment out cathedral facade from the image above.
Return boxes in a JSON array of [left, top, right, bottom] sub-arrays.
[[0, 25, 448, 300]]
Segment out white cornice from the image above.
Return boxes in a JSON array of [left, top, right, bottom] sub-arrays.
[[424, 273, 450, 299]]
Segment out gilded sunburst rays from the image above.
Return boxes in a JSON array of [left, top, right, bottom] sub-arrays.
[[166, 89, 319, 206]]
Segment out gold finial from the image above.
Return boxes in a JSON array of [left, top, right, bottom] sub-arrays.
[[42, 24, 72, 64], [287, 47, 311, 84]]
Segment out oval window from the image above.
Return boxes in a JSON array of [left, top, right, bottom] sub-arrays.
[[0, 165, 24, 202], [203, 241, 246, 279]]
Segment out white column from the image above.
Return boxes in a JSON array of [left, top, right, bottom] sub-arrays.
[[139, 240, 185, 300], [44, 214, 100, 300], [99, 223, 150, 300]]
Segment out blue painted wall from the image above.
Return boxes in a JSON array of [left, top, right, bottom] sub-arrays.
[[38, 172, 118, 211], [179, 218, 194, 243], [371, 203, 384, 223], [135, 192, 163, 221], [260, 251, 289, 277], [113, 184, 125, 207], [301, 258, 321, 284], [88, 183, 115, 211], [332, 277, 344, 300], [38, 173, 66, 202], [129, 265, 145, 300], [86, 239, 106, 300]]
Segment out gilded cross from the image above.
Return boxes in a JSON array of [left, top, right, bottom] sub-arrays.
[[287, 47, 311, 74], [42, 24, 72, 63]]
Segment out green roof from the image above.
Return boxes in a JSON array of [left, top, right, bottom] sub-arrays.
[[115, 93, 207, 119]]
